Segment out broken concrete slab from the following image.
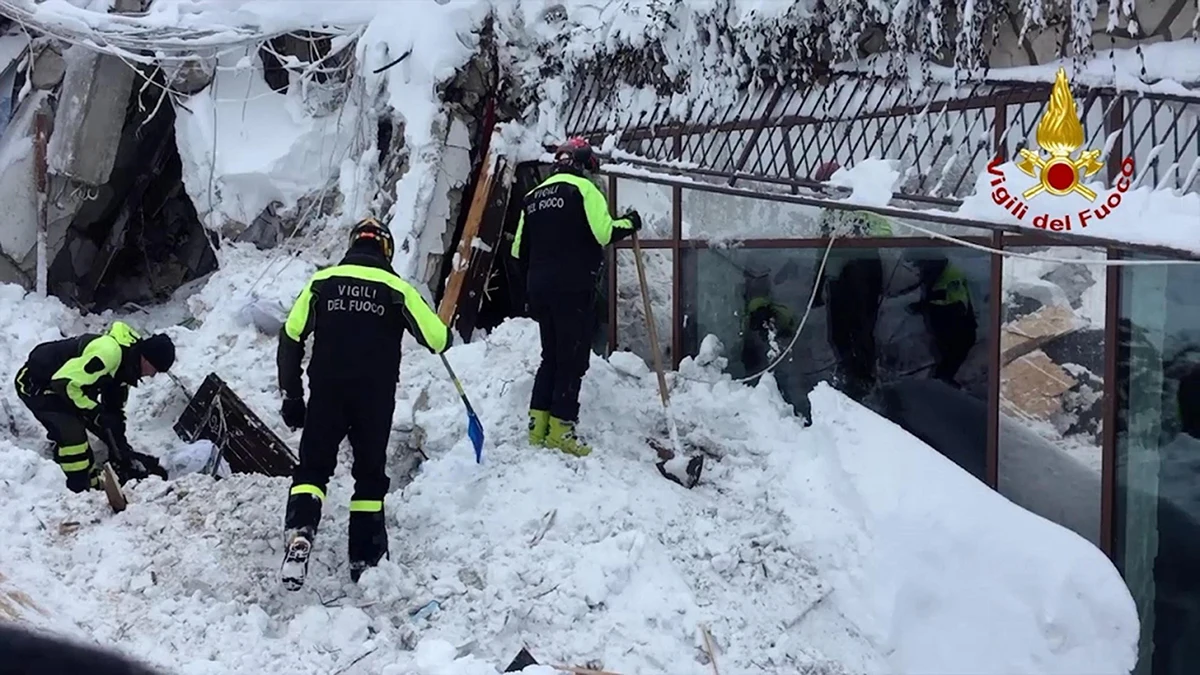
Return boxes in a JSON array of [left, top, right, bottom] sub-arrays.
[[29, 38, 64, 90], [1000, 304, 1084, 366], [0, 91, 54, 288], [46, 44, 136, 186]]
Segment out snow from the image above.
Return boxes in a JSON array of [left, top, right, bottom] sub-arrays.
[[166, 0, 489, 287], [0, 1, 1161, 671], [956, 158, 1200, 256], [827, 159, 901, 209], [0, 32, 26, 73], [172, 44, 364, 230], [0, 237, 1141, 673]]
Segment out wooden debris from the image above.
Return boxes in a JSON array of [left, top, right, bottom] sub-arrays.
[[1001, 349, 1078, 421], [173, 373, 297, 477], [1000, 304, 1081, 366], [700, 623, 720, 675], [529, 509, 557, 547]]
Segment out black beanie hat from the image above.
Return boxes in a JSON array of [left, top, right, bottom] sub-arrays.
[[139, 333, 175, 373]]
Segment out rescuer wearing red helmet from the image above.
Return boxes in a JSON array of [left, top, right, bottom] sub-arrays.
[[510, 138, 642, 457], [276, 216, 450, 591]]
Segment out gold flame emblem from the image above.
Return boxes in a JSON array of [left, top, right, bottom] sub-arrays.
[[1016, 67, 1105, 201]]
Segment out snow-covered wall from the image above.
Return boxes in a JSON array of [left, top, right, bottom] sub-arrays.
[[165, 1, 490, 293], [173, 44, 366, 232]]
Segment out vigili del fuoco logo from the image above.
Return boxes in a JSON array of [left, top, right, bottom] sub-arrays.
[[987, 67, 1136, 232]]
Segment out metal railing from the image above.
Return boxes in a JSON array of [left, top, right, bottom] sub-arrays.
[[560, 64, 1200, 204]]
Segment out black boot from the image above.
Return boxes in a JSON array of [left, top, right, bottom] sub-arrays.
[[281, 492, 323, 591], [348, 510, 389, 583]]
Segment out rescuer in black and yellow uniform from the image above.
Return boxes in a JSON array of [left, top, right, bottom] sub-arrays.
[[819, 210, 891, 401], [510, 138, 641, 457], [741, 272, 800, 401], [907, 255, 978, 385], [14, 321, 174, 492], [276, 217, 450, 590]]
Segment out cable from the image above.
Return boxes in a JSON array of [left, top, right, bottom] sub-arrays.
[[893, 219, 1200, 266], [724, 234, 837, 384], [670, 216, 1199, 387]]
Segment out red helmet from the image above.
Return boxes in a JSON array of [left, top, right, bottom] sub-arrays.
[[554, 137, 600, 173]]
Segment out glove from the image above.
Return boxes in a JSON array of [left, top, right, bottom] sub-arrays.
[[621, 210, 643, 231], [93, 409, 125, 436], [127, 449, 169, 481], [281, 397, 306, 430]]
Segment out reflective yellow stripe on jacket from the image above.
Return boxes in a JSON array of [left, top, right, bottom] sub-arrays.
[[511, 173, 635, 258], [283, 264, 449, 353]]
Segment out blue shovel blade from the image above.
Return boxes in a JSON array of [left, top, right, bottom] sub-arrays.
[[467, 412, 485, 463]]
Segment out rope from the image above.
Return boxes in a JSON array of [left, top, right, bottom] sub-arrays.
[[720, 235, 837, 385], [894, 220, 1200, 266], [669, 216, 1200, 387]]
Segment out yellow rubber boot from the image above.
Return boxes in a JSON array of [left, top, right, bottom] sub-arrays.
[[528, 409, 550, 447], [546, 417, 592, 457]]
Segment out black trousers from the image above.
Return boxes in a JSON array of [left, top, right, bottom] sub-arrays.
[[926, 304, 978, 383], [827, 256, 883, 400], [285, 376, 395, 564], [528, 290, 594, 422], [14, 368, 97, 493]]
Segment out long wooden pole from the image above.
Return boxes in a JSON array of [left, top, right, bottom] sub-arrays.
[[630, 229, 682, 458], [438, 150, 495, 326]]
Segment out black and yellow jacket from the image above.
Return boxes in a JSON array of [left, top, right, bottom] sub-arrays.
[[277, 246, 450, 398], [510, 168, 636, 296], [911, 259, 972, 313], [17, 321, 143, 416], [744, 297, 799, 337]]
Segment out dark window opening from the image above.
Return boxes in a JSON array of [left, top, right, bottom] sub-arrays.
[[48, 67, 217, 311]]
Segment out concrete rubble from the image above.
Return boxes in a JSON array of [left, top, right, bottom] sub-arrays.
[[46, 43, 137, 187]]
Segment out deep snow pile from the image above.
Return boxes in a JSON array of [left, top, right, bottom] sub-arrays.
[[0, 243, 1139, 674]]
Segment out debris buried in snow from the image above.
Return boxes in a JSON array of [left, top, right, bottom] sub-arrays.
[[100, 463, 126, 513]]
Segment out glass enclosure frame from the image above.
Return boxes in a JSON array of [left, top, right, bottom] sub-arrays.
[[596, 171, 1199, 562]]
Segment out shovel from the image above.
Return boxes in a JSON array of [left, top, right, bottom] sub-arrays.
[[629, 230, 704, 489]]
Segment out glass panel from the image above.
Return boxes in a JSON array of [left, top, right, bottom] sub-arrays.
[[592, 253, 610, 355], [998, 246, 1106, 545], [615, 248, 672, 367], [681, 189, 993, 239], [680, 241, 992, 466], [1115, 256, 1200, 675], [616, 178, 672, 239]]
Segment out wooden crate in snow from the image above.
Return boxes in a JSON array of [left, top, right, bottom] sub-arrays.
[[173, 372, 297, 477]]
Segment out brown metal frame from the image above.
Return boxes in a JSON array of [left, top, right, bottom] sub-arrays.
[[1100, 247, 1122, 558], [560, 65, 1200, 205], [601, 165, 1164, 565], [986, 230, 1003, 490], [597, 166, 1200, 261], [606, 174, 618, 355], [562, 62, 1200, 567]]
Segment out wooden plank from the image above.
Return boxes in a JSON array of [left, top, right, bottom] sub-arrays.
[[450, 157, 514, 340], [438, 147, 497, 326]]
